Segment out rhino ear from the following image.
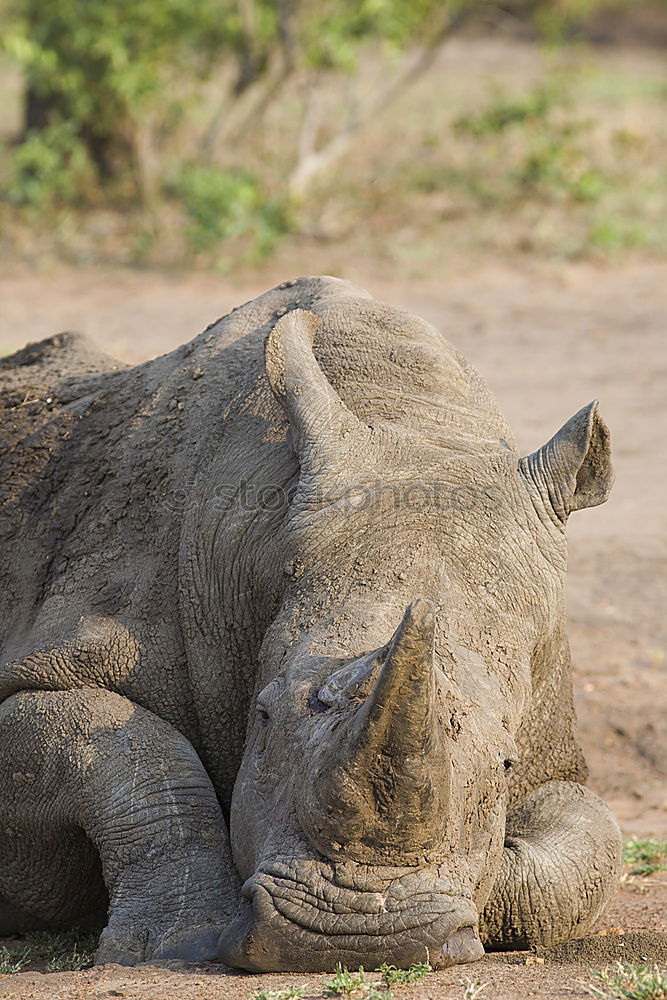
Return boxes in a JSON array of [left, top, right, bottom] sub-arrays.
[[265, 308, 363, 476], [519, 401, 613, 524]]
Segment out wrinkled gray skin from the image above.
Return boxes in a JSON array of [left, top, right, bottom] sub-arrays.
[[0, 277, 621, 971]]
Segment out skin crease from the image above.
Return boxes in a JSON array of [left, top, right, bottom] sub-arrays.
[[0, 277, 621, 970]]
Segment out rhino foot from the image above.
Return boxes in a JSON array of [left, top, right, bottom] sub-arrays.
[[96, 923, 224, 966]]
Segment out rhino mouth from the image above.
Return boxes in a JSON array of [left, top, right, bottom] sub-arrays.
[[217, 862, 484, 972]]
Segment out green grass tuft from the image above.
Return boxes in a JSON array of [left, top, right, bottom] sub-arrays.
[[461, 980, 488, 1000], [375, 963, 432, 988], [23, 929, 97, 971], [322, 962, 431, 1000], [583, 962, 667, 1000], [0, 946, 31, 974], [324, 965, 370, 995], [248, 988, 308, 1000], [622, 837, 667, 876]]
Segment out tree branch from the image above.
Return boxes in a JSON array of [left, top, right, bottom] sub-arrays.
[[288, 3, 482, 195]]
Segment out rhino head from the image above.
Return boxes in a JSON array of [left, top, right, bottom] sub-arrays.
[[218, 308, 614, 972]]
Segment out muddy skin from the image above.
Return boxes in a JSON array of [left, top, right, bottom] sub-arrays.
[[0, 277, 621, 970]]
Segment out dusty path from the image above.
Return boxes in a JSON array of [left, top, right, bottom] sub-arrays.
[[0, 258, 665, 997]]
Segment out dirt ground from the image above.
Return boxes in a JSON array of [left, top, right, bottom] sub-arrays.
[[0, 256, 665, 997]]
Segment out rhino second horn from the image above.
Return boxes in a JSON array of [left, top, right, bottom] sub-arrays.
[[305, 600, 450, 862]]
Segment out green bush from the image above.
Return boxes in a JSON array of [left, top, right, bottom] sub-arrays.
[[454, 83, 557, 136], [7, 120, 94, 210], [454, 77, 607, 205], [3, 0, 235, 187], [170, 165, 292, 260]]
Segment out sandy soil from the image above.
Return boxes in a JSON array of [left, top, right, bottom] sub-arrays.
[[0, 257, 665, 997]]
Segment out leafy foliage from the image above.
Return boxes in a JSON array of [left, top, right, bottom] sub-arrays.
[[0, 0, 482, 253], [296, 0, 465, 70], [0, 0, 665, 263], [454, 75, 607, 205], [0, 0, 238, 214], [3, 0, 231, 131], [169, 164, 291, 261], [7, 121, 93, 210], [1, 0, 467, 179]]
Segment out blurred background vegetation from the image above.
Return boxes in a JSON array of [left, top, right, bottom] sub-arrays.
[[0, 0, 665, 272]]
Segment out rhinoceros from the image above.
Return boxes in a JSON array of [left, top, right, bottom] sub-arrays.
[[0, 276, 620, 971]]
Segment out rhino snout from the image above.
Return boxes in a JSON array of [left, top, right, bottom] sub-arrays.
[[216, 866, 483, 972]]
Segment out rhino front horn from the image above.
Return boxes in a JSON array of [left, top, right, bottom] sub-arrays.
[[302, 600, 451, 864], [361, 599, 439, 761]]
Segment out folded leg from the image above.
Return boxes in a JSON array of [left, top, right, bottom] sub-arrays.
[[0, 689, 239, 964], [480, 781, 621, 950]]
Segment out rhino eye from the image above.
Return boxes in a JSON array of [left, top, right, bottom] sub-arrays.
[[256, 706, 270, 727], [503, 758, 514, 772]]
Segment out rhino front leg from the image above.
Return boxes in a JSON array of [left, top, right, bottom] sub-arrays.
[[0, 689, 239, 965], [480, 781, 621, 950]]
